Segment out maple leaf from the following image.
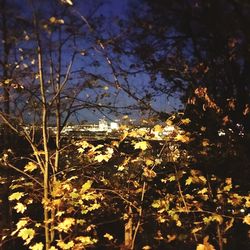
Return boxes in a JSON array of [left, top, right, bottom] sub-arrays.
[[24, 162, 37, 172], [17, 228, 35, 245], [104, 233, 114, 240], [153, 124, 163, 133], [243, 214, 250, 225], [174, 134, 190, 143], [181, 118, 191, 125], [202, 139, 210, 147], [94, 154, 111, 162], [185, 177, 193, 185], [145, 159, 154, 166], [75, 236, 97, 245], [9, 192, 25, 201], [57, 240, 74, 250], [57, 218, 75, 233], [14, 202, 27, 214], [196, 236, 216, 250], [143, 167, 157, 178], [48, 247, 57, 250], [29, 242, 43, 250], [81, 180, 93, 193], [134, 141, 149, 150], [11, 218, 29, 236]]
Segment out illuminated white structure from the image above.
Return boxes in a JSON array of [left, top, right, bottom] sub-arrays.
[[99, 119, 109, 131]]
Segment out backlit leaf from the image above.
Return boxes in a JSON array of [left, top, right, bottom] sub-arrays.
[[57, 240, 74, 250], [134, 141, 149, 150], [94, 154, 110, 162], [143, 167, 156, 178], [17, 228, 35, 245], [104, 233, 114, 240], [75, 236, 97, 245], [243, 214, 250, 225], [14, 202, 27, 214], [81, 180, 93, 193], [175, 134, 190, 143], [9, 192, 25, 201], [24, 162, 37, 172], [29, 242, 43, 250], [185, 177, 193, 185], [153, 124, 163, 133], [181, 118, 191, 125], [57, 218, 75, 233]]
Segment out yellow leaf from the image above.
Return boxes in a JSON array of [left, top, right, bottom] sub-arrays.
[[57, 240, 74, 250], [94, 154, 111, 162], [11, 218, 29, 236], [176, 220, 182, 227], [185, 177, 193, 185], [152, 200, 161, 208], [9, 192, 25, 201], [201, 126, 206, 131], [17, 228, 35, 245], [24, 162, 37, 172], [199, 176, 207, 184], [175, 133, 190, 143], [145, 159, 154, 166], [202, 139, 210, 147], [196, 244, 205, 250], [81, 180, 93, 193], [168, 175, 176, 182], [14, 202, 27, 214], [29, 242, 43, 250], [134, 141, 149, 150], [143, 167, 157, 178], [192, 227, 202, 234], [75, 236, 97, 245], [243, 214, 250, 225], [181, 118, 191, 125], [49, 247, 58, 250], [196, 235, 216, 250], [165, 119, 173, 126], [212, 214, 223, 225], [77, 147, 85, 153], [57, 218, 75, 233], [153, 124, 163, 133], [104, 233, 114, 240], [198, 188, 208, 195]]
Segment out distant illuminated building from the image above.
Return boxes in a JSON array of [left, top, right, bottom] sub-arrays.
[[110, 122, 119, 130], [99, 119, 109, 131]]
